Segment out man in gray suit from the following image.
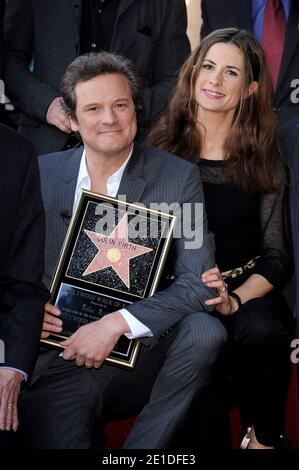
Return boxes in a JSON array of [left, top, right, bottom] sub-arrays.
[[4, 0, 190, 154], [18, 52, 226, 449]]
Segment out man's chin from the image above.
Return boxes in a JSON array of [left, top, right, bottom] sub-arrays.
[[94, 144, 131, 158]]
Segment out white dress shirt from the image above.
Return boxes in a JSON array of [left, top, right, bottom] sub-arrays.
[[73, 147, 152, 339]]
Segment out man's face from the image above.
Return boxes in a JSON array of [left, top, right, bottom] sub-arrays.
[[70, 73, 137, 160]]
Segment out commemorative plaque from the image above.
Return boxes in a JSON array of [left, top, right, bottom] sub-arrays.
[[41, 190, 175, 368]]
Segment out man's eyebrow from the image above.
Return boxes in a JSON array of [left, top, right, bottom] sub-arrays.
[[114, 98, 130, 102]]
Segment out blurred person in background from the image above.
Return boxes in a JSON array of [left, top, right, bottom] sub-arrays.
[[4, 0, 190, 155], [0, 124, 48, 448]]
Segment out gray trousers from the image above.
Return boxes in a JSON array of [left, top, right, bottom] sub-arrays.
[[19, 312, 226, 449]]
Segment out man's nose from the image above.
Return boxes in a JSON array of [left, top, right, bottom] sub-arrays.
[[101, 107, 116, 124]]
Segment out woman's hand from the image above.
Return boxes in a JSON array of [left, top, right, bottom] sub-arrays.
[[201, 266, 239, 315]]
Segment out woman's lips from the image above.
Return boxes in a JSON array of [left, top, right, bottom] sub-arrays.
[[202, 89, 225, 99]]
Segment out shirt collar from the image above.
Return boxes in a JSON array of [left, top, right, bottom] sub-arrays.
[[73, 145, 133, 211]]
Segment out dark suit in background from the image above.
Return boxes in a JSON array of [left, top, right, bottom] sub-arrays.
[[0, 124, 48, 376], [0, 124, 48, 446], [0, 0, 6, 125], [3, 0, 190, 154], [200, 0, 299, 125], [281, 117, 299, 407], [0, 0, 4, 79]]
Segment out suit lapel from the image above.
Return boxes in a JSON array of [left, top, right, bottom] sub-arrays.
[[110, 0, 136, 51], [55, 147, 83, 227], [276, 1, 299, 96], [115, 0, 136, 20], [55, 144, 145, 214], [117, 143, 146, 203], [70, 0, 81, 26], [235, 0, 252, 32]]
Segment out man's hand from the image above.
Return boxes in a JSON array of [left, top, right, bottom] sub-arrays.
[[0, 369, 22, 431], [41, 302, 63, 339], [60, 312, 131, 369], [46, 97, 72, 133]]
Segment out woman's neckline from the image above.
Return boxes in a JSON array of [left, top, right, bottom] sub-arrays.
[[200, 157, 223, 161], [198, 157, 225, 166]]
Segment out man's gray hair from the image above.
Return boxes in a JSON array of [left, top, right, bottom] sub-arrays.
[[60, 52, 141, 119]]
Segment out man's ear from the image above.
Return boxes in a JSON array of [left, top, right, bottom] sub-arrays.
[[70, 116, 79, 132], [246, 80, 258, 98]]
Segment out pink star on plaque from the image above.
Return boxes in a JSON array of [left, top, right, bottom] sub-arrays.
[[82, 214, 153, 288]]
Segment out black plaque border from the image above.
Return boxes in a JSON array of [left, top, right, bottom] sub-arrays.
[[41, 190, 175, 368]]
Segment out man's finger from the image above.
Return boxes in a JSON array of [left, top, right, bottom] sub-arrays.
[[0, 400, 6, 430], [45, 303, 61, 316], [12, 406, 19, 432], [56, 121, 72, 133], [5, 402, 13, 431], [62, 345, 77, 361], [42, 322, 62, 334], [41, 331, 50, 339], [44, 312, 62, 325]]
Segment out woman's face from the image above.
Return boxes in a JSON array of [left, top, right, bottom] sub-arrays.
[[194, 42, 246, 118]]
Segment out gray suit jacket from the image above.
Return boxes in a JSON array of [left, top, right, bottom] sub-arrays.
[[39, 142, 216, 341], [33, 142, 216, 383], [4, 0, 190, 154]]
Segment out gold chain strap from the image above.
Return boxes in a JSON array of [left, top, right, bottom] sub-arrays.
[[221, 256, 261, 280]]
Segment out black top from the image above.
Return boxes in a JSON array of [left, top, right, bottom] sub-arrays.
[[198, 158, 292, 290], [80, 0, 121, 54]]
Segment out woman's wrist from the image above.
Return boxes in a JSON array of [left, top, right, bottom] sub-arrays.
[[229, 291, 242, 314], [229, 296, 239, 314]]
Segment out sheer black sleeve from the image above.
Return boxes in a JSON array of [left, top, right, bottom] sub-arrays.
[[255, 161, 293, 289]]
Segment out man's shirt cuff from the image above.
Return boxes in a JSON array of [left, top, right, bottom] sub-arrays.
[[119, 309, 153, 339], [0, 366, 28, 381]]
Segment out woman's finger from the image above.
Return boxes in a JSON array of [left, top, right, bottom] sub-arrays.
[[205, 280, 226, 289], [202, 266, 221, 277], [205, 296, 223, 305]]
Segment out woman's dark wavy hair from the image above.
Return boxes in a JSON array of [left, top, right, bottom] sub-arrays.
[[148, 28, 282, 192]]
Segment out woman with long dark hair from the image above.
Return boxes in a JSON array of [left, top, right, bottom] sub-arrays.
[[149, 28, 293, 449]]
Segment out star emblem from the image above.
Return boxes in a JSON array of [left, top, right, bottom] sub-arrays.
[[82, 214, 153, 288]]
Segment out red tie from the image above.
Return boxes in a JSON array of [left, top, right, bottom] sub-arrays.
[[262, 0, 286, 90]]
